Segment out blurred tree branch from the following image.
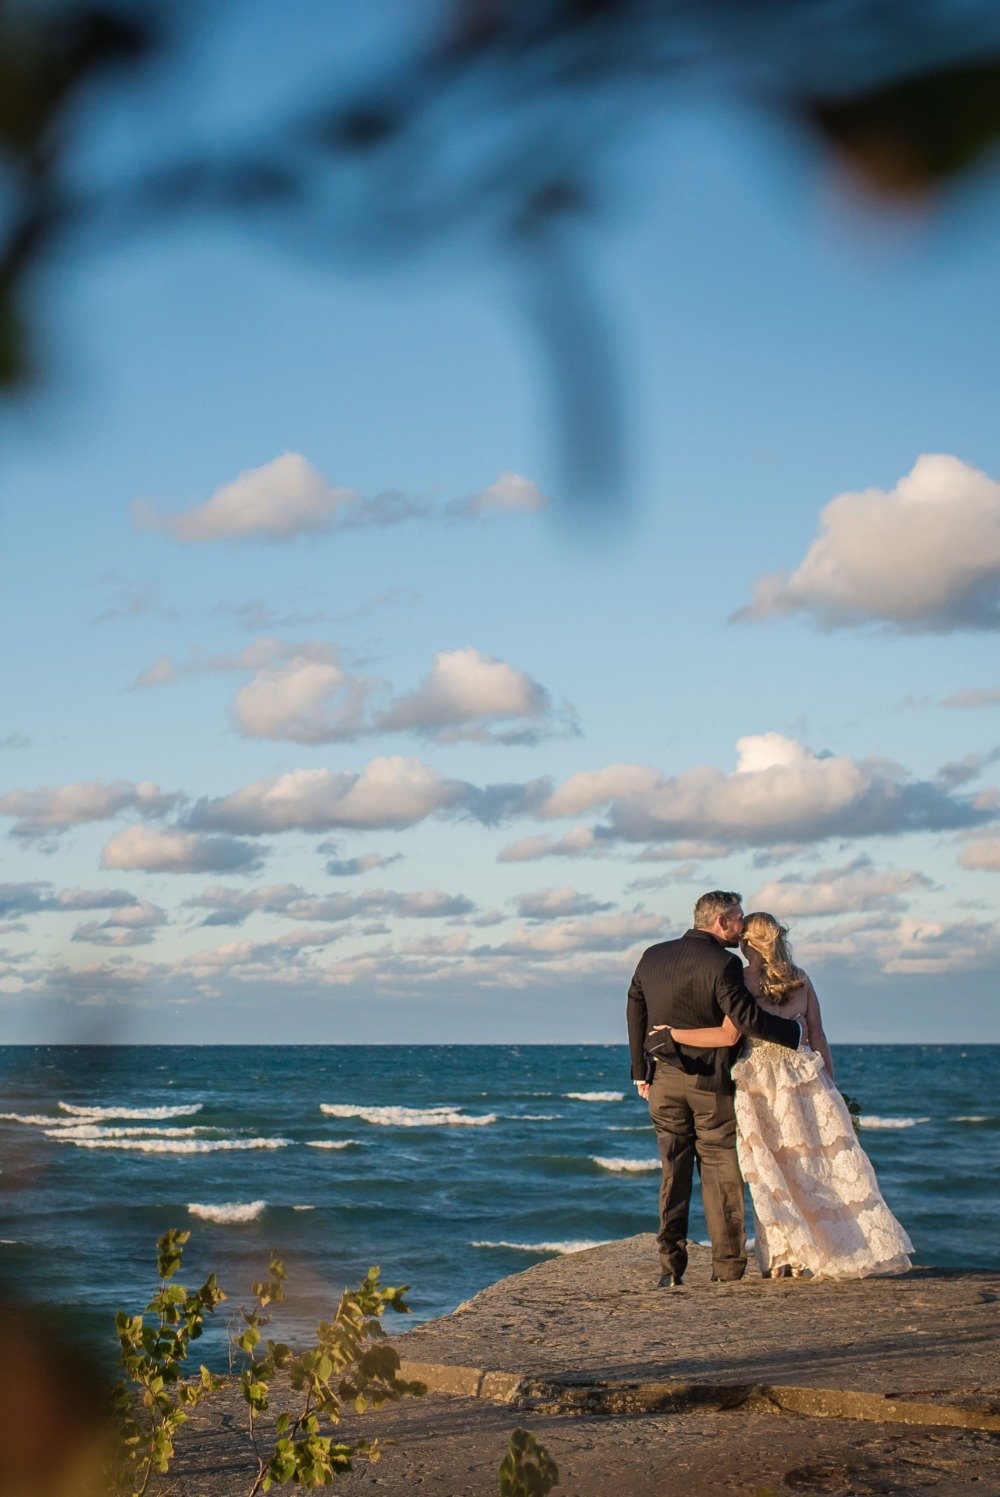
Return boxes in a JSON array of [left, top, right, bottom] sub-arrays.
[[2, 0, 998, 503]]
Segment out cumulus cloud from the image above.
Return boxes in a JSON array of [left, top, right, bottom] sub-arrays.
[[184, 882, 473, 928], [234, 650, 375, 744], [791, 911, 1000, 976], [959, 837, 1000, 872], [0, 780, 180, 840], [735, 454, 1000, 632], [72, 902, 167, 947], [497, 826, 601, 862], [535, 733, 989, 848], [749, 860, 932, 918], [133, 636, 569, 748], [0, 883, 140, 916], [132, 453, 367, 543], [101, 826, 263, 874], [478, 911, 661, 959], [189, 758, 468, 835], [514, 887, 613, 921], [464, 471, 549, 516], [377, 648, 570, 744]]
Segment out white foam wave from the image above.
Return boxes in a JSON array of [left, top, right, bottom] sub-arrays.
[[51, 1125, 207, 1140], [565, 1091, 624, 1103], [319, 1104, 497, 1127], [592, 1155, 659, 1173], [58, 1102, 203, 1120], [471, 1239, 609, 1255], [508, 1114, 559, 1122], [0, 1112, 82, 1127], [305, 1139, 358, 1150], [860, 1116, 930, 1130], [292, 1205, 315, 1211], [953, 1115, 991, 1124], [53, 1136, 288, 1154], [188, 1201, 265, 1224]]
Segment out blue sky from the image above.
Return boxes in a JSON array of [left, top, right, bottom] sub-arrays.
[[2, 5, 998, 1043]]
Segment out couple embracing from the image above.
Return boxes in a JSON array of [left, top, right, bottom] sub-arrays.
[[627, 889, 912, 1286]]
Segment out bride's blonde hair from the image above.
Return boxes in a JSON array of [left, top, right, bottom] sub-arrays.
[[742, 911, 804, 1005]]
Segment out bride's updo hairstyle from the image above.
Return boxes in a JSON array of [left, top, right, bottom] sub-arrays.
[[742, 912, 805, 1005]]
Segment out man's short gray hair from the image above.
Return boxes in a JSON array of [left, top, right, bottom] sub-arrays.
[[693, 890, 742, 930]]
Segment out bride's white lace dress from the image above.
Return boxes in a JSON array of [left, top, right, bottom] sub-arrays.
[[732, 1034, 913, 1280]]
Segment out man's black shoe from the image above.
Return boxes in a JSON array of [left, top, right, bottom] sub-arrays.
[[657, 1273, 684, 1288]]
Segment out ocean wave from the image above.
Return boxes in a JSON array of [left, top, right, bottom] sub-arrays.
[[592, 1155, 659, 1173], [507, 1114, 559, 1122], [565, 1091, 624, 1103], [319, 1104, 498, 1127], [292, 1205, 315, 1211], [58, 1102, 203, 1120], [188, 1201, 265, 1224], [305, 1140, 358, 1150], [0, 1112, 82, 1127], [953, 1115, 991, 1124], [860, 1116, 930, 1130], [50, 1125, 207, 1140], [52, 1136, 289, 1154], [471, 1239, 609, 1255]]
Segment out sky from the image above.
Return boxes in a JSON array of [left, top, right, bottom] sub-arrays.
[[1, 3, 998, 1044]]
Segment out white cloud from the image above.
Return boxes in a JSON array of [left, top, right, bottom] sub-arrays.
[[72, 903, 167, 947], [324, 851, 402, 877], [377, 648, 562, 743], [235, 655, 374, 743], [942, 688, 1000, 708], [497, 826, 601, 862], [481, 912, 661, 959], [0, 883, 139, 916], [466, 472, 548, 516], [0, 780, 179, 840], [133, 453, 353, 542], [101, 826, 262, 874], [749, 862, 932, 917], [736, 454, 1000, 631], [535, 733, 988, 847], [190, 758, 467, 834], [514, 887, 612, 920], [132, 453, 426, 543], [131, 655, 178, 689], [133, 636, 569, 747], [959, 837, 1000, 872]]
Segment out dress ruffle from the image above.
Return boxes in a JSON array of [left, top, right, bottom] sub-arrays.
[[733, 1038, 913, 1281]]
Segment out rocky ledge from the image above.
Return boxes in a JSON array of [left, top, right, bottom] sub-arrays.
[[158, 1237, 1000, 1496]]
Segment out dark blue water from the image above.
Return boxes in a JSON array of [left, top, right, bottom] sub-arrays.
[[0, 1045, 996, 1366]]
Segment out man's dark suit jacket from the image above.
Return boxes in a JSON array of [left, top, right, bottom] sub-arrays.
[[627, 928, 801, 1096]]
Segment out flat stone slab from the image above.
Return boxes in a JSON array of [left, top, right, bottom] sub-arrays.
[[150, 1238, 1000, 1495], [392, 1236, 999, 1423]]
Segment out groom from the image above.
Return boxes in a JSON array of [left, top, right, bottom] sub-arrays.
[[626, 890, 801, 1287]]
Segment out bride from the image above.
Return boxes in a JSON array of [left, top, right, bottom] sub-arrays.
[[664, 911, 912, 1281]]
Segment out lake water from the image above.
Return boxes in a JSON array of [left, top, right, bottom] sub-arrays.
[[1, 1044, 995, 1366]]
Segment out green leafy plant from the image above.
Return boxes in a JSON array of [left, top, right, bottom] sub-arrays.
[[840, 1091, 863, 1136], [231, 1259, 426, 1493], [498, 1427, 559, 1496], [111, 1230, 426, 1495], [111, 1228, 227, 1497]]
